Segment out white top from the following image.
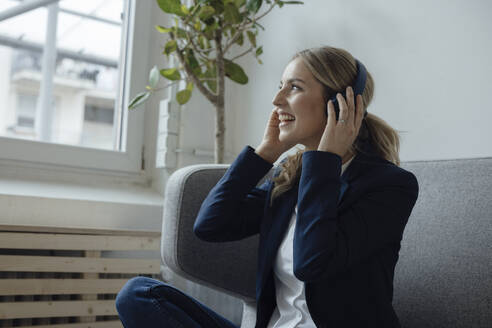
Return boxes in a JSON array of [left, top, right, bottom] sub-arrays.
[[267, 155, 355, 328]]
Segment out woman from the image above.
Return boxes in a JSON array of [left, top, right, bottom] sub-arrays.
[[116, 46, 419, 328]]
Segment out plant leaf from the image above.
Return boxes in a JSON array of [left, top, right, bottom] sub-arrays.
[[198, 6, 215, 21], [128, 91, 151, 110], [185, 49, 201, 75], [204, 21, 219, 38], [176, 89, 192, 105], [181, 4, 190, 14], [224, 2, 241, 24], [155, 25, 172, 33], [256, 45, 263, 56], [224, 59, 248, 84], [246, 0, 262, 13], [247, 30, 256, 47], [198, 35, 206, 48], [160, 68, 181, 80], [164, 40, 177, 55], [149, 65, 159, 88], [235, 32, 244, 46], [194, 20, 202, 31], [208, 0, 225, 14], [176, 27, 188, 39], [156, 0, 182, 15]]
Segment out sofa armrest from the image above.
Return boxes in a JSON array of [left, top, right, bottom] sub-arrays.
[[161, 164, 271, 302]]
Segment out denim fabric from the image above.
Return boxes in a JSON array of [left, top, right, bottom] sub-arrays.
[[116, 276, 239, 328]]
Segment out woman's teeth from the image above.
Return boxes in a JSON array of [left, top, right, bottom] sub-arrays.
[[278, 113, 295, 127], [279, 114, 295, 121]]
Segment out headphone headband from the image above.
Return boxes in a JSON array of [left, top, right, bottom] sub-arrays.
[[353, 59, 367, 97], [354, 59, 368, 119], [330, 58, 368, 120]]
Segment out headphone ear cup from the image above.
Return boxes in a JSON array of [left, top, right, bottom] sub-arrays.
[[328, 93, 343, 121], [332, 98, 340, 121]]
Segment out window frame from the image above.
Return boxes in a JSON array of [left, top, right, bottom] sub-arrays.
[[0, 0, 151, 177]]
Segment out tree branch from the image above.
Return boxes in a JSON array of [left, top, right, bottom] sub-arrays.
[[170, 32, 218, 105], [230, 46, 254, 61], [254, 1, 279, 21], [215, 29, 225, 107], [151, 80, 182, 92], [186, 33, 211, 61], [223, 2, 277, 53]]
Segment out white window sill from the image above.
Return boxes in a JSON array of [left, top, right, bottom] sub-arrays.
[[0, 177, 164, 232]]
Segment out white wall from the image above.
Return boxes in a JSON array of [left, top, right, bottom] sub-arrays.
[[143, 0, 492, 196], [231, 0, 492, 161], [144, 0, 492, 170]]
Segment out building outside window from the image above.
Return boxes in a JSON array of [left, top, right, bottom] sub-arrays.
[[0, 0, 147, 174]]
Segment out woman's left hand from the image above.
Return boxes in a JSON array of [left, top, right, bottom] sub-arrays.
[[317, 86, 364, 157]]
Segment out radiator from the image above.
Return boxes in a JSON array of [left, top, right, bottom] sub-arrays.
[[0, 225, 161, 327]]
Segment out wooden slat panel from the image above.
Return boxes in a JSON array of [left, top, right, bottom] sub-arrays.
[[0, 300, 117, 319], [0, 232, 160, 251], [0, 224, 160, 237], [0, 278, 128, 296], [79, 250, 100, 324], [0, 255, 160, 274], [16, 321, 123, 328]]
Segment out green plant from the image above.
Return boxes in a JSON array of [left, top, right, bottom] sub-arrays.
[[128, 0, 303, 163]]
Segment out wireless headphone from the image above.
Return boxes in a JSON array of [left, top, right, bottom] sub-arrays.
[[328, 59, 368, 121]]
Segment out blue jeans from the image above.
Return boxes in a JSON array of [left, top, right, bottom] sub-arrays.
[[116, 276, 240, 328]]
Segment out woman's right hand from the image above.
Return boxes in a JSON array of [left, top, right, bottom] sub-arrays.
[[255, 108, 294, 164]]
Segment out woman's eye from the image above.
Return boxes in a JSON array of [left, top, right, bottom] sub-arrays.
[[278, 84, 301, 90]]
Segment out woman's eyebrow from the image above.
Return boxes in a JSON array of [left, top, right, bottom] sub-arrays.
[[279, 78, 306, 84]]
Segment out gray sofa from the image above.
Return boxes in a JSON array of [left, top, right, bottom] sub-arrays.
[[161, 157, 492, 328]]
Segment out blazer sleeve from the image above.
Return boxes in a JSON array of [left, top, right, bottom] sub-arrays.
[[293, 150, 419, 282], [193, 145, 274, 242]]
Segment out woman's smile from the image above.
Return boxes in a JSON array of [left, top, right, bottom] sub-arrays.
[[279, 120, 295, 127], [278, 112, 296, 127]]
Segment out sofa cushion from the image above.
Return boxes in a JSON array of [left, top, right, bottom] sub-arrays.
[[395, 157, 492, 327]]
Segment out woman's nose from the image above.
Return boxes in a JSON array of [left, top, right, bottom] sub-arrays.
[[272, 89, 285, 106]]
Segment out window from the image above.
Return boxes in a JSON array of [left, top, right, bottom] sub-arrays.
[[0, 0, 150, 174], [81, 97, 115, 149], [16, 93, 37, 129]]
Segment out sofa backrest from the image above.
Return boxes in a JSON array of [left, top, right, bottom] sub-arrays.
[[161, 157, 492, 327], [396, 157, 492, 327]]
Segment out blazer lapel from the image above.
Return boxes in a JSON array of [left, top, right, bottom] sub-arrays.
[[259, 165, 349, 293], [257, 141, 385, 296]]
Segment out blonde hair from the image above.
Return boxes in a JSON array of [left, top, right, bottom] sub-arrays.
[[270, 46, 401, 205]]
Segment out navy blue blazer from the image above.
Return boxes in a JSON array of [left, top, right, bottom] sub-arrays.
[[194, 141, 419, 328]]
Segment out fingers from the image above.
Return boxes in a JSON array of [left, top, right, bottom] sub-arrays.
[[269, 107, 279, 121], [336, 89, 350, 125], [327, 100, 336, 127], [336, 93, 346, 123], [336, 86, 357, 127], [347, 86, 355, 127], [355, 94, 364, 128]]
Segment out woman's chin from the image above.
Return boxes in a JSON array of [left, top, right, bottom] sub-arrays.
[[278, 132, 293, 144]]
